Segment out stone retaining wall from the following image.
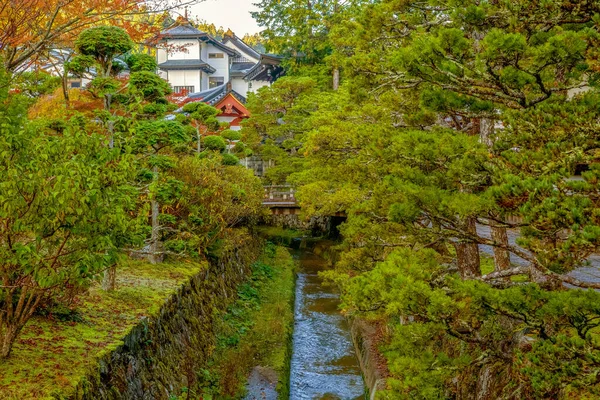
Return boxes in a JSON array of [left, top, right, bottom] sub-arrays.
[[68, 238, 261, 400], [349, 318, 389, 400]]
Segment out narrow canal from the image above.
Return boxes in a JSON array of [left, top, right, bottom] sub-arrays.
[[289, 240, 365, 399]]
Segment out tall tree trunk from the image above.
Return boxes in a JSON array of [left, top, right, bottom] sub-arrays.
[[102, 263, 117, 291], [0, 287, 40, 358], [197, 127, 201, 153], [61, 73, 70, 108], [149, 166, 161, 264], [0, 323, 21, 358], [333, 66, 340, 91], [491, 221, 511, 273], [104, 93, 111, 112], [102, 118, 116, 289], [480, 118, 511, 272], [455, 217, 481, 279], [479, 117, 494, 148]]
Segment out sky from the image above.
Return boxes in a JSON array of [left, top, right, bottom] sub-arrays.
[[179, 0, 263, 35]]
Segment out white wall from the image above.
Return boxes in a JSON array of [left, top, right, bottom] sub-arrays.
[[247, 80, 270, 94], [231, 77, 248, 95], [157, 48, 167, 64], [167, 70, 201, 93], [167, 39, 201, 60], [203, 44, 230, 82], [224, 41, 259, 64], [217, 116, 237, 123], [201, 72, 208, 91]]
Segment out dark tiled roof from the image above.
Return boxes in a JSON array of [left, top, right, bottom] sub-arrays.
[[231, 62, 256, 72], [222, 33, 260, 59], [261, 53, 283, 63], [230, 62, 256, 76], [200, 34, 239, 57], [160, 22, 205, 38], [158, 59, 216, 73], [245, 54, 285, 82], [187, 84, 247, 105], [158, 22, 239, 57]]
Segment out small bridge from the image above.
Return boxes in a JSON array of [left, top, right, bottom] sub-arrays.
[[262, 185, 346, 235], [263, 185, 300, 214]]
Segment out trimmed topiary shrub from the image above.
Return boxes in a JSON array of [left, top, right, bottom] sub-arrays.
[[203, 135, 227, 152], [222, 153, 240, 166]]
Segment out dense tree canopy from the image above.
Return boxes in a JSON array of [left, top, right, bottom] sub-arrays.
[[0, 24, 264, 359], [0, 80, 138, 357], [247, 0, 600, 397]]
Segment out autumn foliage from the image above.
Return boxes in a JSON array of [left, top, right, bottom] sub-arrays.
[[0, 0, 175, 71]]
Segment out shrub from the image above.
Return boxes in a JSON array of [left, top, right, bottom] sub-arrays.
[[222, 153, 240, 165], [203, 135, 227, 152], [126, 53, 158, 72]]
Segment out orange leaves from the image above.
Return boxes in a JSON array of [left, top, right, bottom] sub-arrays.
[[0, 0, 48, 49], [0, 0, 165, 71], [28, 87, 103, 120]]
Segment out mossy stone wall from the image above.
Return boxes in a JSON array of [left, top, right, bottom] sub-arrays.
[[349, 318, 388, 400], [67, 239, 262, 400], [267, 214, 347, 237]]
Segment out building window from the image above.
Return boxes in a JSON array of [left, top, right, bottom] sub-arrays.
[[173, 86, 195, 94], [208, 53, 224, 59], [70, 80, 81, 88], [209, 77, 224, 88]]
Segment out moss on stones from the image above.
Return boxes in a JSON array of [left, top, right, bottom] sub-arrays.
[[0, 232, 262, 400], [195, 243, 297, 399]]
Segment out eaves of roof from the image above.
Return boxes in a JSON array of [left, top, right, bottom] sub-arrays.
[[187, 84, 248, 106], [158, 59, 216, 73], [222, 34, 260, 59], [199, 34, 240, 57]]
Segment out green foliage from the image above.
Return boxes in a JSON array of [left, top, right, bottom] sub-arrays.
[[242, 76, 317, 184], [133, 120, 189, 151], [220, 129, 241, 141], [202, 135, 226, 152], [12, 70, 60, 97], [197, 245, 296, 398], [66, 54, 96, 78], [161, 156, 264, 259], [0, 96, 138, 357], [221, 153, 239, 166], [251, 0, 348, 85], [125, 53, 158, 72], [75, 26, 134, 77], [342, 248, 600, 398], [182, 101, 221, 132], [87, 76, 121, 98], [250, 0, 600, 397], [129, 71, 172, 102], [142, 102, 168, 115]]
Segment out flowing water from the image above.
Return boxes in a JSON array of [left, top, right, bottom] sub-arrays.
[[289, 240, 365, 399]]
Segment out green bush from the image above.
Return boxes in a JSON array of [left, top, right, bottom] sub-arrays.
[[221, 129, 242, 141], [221, 153, 239, 165], [126, 53, 158, 72], [142, 103, 167, 115], [129, 71, 172, 101], [202, 135, 226, 152]]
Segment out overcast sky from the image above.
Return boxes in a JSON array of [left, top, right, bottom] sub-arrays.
[[176, 0, 263, 35]]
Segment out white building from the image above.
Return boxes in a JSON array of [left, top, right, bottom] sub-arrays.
[[156, 21, 283, 99]]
